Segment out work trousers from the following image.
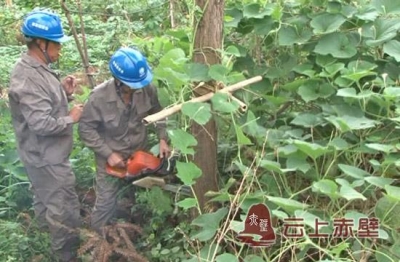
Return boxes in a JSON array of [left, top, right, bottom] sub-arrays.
[[91, 157, 122, 235], [25, 162, 81, 262]]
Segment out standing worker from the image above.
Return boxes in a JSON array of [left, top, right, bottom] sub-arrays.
[[8, 8, 83, 262], [78, 47, 171, 235]]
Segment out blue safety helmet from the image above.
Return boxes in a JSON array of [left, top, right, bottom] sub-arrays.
[[21, 8, 70, 43], [109, 47, 153, 89]]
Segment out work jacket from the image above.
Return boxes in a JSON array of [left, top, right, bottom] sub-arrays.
[[8, 53, 74, 167], [78, 79, 167, 160]]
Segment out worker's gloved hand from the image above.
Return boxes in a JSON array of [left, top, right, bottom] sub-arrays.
[[62, 75, 77, 96], [107, 152, 126, 168], [159, 139, 171, 158]]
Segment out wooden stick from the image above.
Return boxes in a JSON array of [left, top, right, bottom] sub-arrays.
[[76, 0, 95, 88], [227, 94, 247, 112], [60, 0, 95, 88], [143, 76, 261, 125]]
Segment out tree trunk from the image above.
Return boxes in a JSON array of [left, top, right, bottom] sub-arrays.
[[191, 0, 224, 213]]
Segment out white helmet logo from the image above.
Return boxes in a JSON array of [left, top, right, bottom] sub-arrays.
[[31, 22, 49, 31], [113, 61, 124, 74], [139, 67, 145, 77]]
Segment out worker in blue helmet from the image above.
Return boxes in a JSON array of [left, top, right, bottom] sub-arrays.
[[8, 8, 83, 262], [78, 47, 170, 234]]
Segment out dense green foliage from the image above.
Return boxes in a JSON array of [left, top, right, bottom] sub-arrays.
[[1, 0, 400, 261]]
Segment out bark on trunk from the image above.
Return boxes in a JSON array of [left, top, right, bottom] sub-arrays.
[[191, 0, 224, 213]]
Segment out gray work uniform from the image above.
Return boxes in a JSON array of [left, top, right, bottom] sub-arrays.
[[78, 79, 166, 234], [8, 53, 81, 261]]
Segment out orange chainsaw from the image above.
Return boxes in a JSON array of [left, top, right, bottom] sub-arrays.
[[105, 151, 191, 196]]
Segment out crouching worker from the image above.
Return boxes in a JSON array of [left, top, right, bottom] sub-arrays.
[[8, 8, 82, 262], [78, 47, 170, 234]]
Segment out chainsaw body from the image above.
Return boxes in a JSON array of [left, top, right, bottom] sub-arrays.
[[106, 151, 175, 181]]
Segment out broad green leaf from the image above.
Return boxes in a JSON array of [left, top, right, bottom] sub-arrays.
[[235, 126, 253, 145], [356, 7, 379, 21], [335, 178, 351, 187], [278, 25, 312, 46], [208, 64, 230, 83], [254, 16, 275, 35], [282, 78, 308, 91], [383, 40, 400, 62], [330, 242, 351, 257], [383, 87, 400, 98], [290, 113, 324, 128], [341, 60, 377, 82], [286, 155, 311, 173], [242, 110, 267, 137], [216, 253, 239, 262], [0, 150, 20, 165], [243, 3, 273, 19], [207, 191, 232, 202], [316, 54, 337, 67], [338, 164, 370, 179], [294, 210, 328, 230], [191, 208, 228, 241], [225, 45, 242, 57], [310, 13, 346, 34], [385, 185, 400, 201], [365, 143, 395, 153], [325, 115, 378, 132], [8, 166, 28, 181], [319, 63, 345, 78], [372, 0, 400, 14], [168, 129, 197, 155], [229, 220, 244, 234], [364, 19, 400, 46], [259, 159, 282, 173], [268, 196, 309, 213], [376, 248, 396, 262], [211, 92, 240, 113], [293, 140, 329, 159], [298, 83, 335, 102], [365, 177, 394, 188], [314, 33, 357, 58], [181, 102, 212, 125], [176, 161, 202, 186], [154, 67, 189, 88], [375, 196, 400, 229], [312, 179, 339, 199], [186, 63, 210, 82], [327, 1, 342, 14], [334, 76, 354, 88], [293, 64, 315, 78], [271, 210, 289, 220], [339, 184, 366, 201], [336, 88, 373, 98], [177, 198, 197, 210], [329, 137, 349, 150], [225, 8, 243, 28], [344, 211, 368, 230]]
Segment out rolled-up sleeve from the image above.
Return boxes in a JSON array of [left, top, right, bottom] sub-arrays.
[[18, 79, 73, 136], [78, 97, 113, 159]]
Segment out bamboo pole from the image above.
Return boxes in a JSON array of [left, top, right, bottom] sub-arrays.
[[143, 76, 262, 125], [228, 94, 247, 112]]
